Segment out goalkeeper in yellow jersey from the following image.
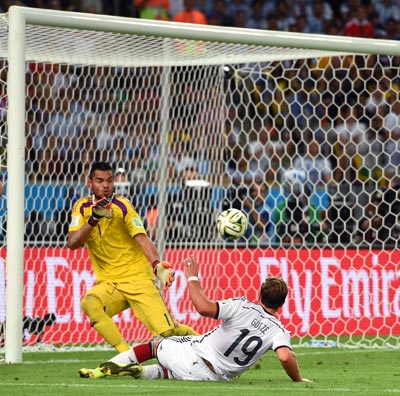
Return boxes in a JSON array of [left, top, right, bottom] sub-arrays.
[[67, 161, 198, 365]]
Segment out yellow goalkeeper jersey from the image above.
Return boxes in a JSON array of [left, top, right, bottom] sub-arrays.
[[68, 194, 154, 283]]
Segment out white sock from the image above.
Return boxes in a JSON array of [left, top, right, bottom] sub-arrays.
[[142, 364, 165, 379], [110, 349, 138, 365]]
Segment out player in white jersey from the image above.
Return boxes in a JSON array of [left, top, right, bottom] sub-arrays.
[[80, 256, 311, 382]]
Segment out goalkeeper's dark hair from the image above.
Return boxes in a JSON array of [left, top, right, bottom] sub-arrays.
[[89, 161, 113, 179], [260, 277, 288, 309]]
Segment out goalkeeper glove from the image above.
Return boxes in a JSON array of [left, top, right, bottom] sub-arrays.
[[88, 196, 113, 227], [152, 260, 175, 291]]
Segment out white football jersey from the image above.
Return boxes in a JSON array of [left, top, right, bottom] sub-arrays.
[[190, 297, 292, 380]]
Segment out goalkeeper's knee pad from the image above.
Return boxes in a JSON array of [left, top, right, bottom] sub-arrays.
[[80, 294, 105, 323]]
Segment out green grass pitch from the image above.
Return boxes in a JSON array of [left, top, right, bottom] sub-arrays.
[[1, 348, 399, 396]]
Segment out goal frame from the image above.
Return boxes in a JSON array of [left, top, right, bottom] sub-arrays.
[[5, 5, 400, 363]]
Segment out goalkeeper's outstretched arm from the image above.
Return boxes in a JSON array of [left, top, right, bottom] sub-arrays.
[[133, 233, 175, 291]]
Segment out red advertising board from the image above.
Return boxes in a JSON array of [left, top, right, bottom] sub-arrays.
[[1, 247, 399, 344]]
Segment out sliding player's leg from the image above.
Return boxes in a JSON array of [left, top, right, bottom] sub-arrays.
[[156, 337, 219, 381], [82, 340, 164, 379], [101, 338, 219, 381]]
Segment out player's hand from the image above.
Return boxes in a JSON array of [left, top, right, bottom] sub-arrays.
[[88, 197, 113, 226], [154, 261, 175, 291], [183, 256, 199, 279], [92, 196, 113, 220]]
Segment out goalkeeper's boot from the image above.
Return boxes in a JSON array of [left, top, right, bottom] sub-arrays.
[[99, 361, 143, 378], [78, 367, 106, 379]]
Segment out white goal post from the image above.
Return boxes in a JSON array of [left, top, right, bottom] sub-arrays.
[[3, 6, 400, 363]]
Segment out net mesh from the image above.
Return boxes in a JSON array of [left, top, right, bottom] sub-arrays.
[[13, 23, 349, 67], [1, 14, 400, 350]]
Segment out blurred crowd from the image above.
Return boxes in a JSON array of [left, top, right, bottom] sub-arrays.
[[0, 0, 399, 248], [2, 0, 400, 41]]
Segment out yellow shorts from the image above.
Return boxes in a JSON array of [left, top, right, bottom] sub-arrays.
[[85, 279, 175, 335]]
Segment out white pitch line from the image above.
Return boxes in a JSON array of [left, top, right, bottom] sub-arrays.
[[0, 383, 399, 393]]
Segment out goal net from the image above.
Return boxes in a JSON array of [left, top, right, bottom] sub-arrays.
[[2, 7, 400, 361]]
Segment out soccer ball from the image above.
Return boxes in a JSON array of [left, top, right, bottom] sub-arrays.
[[217, 208, 248, 240]]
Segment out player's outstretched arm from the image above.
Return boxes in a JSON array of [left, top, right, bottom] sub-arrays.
[[183, 256, 218, 318], [134, 233, 175, 291], [275, 346, 312, 382], [134, 233, 159, 264]]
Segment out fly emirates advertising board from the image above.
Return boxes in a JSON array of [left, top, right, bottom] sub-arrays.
[[0, 248, 399, 344]]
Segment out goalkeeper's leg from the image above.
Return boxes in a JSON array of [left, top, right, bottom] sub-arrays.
[[160, 323, 200, 337], [81, 294, 130, 353], [124, 281, 200, 338]]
